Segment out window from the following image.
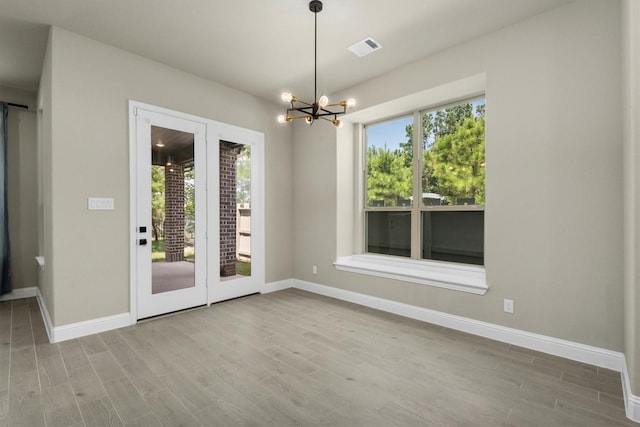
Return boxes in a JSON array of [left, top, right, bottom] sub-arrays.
[[364, 97, 485, 266]]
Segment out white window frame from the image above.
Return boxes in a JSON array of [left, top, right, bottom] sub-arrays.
[[334, 74, 488, 295]]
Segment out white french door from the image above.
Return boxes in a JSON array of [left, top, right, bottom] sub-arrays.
[[134, 108, 207, 319], [206, 126, 264, 304], [129, 102, 265, 321]]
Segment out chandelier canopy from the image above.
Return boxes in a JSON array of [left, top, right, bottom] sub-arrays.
[[277, 0, 355, 128]]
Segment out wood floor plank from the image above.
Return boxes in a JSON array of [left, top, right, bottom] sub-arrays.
[[120, 357, 167, 397], [59, 339, 91, 371], [78, 396, 123, 427], [160, 370, 213, 413], [9, 346, 36, 376], [79, 334, 108, 355], [68, 364, 108, 405], [121, 411, 161, 427], [41, 382, 83, 427], [102, 376, 152, 423], [8, 370, 45, 426], [203, 381, 274, 426], [144, 388, 200, 427], [89, 351, 126, 384], [38, 353, 69, 389]]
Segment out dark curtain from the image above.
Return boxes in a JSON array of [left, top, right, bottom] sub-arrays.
[[0, 103, 11, 295]]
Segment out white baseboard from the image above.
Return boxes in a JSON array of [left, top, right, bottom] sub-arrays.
[[622, 356, 640, 422], [34, 287, 131, 343], [292, 279, 623, 369], [0, 286, 37, 301], [51, 312, 131, 343], [290, 279, 640, 423], [262, 279, 296, 294], [35, 287, 54, 342]]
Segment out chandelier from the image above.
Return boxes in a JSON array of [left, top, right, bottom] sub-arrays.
[[277, 0, 355, 128]]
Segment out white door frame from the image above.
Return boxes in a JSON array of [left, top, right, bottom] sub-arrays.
[[128, 101, 265, 323]]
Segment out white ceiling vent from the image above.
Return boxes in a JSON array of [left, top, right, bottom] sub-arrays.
[[348, 37, 382, 58]]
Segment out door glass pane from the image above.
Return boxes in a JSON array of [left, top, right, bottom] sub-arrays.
[[150, 126, 196, 294], [220, 141, 251, 279]]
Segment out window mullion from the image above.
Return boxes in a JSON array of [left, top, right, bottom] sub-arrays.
[[411, 111, 422, 259]]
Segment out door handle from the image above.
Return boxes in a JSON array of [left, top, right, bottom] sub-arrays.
[[139, 239, 148, 246]]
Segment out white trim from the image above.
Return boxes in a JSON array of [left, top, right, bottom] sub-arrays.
[[622, 355, 640, 422], [261, 279, 295, 294], [334, 254, 487, 295], [0, 286, 37, 301], [291, 279, 623, 370], [35, 287, 53, 342], [128, 101, 138, 324], [35, 287, 131, 343], [50, 313, 131, 343]]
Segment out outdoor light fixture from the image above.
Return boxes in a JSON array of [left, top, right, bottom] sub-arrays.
[[277, 0, 355, 128]]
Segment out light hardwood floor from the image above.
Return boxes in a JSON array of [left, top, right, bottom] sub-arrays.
[[0, 288, 637, 426]]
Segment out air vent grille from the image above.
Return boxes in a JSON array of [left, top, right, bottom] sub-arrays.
[[348, 37, 382, 57]]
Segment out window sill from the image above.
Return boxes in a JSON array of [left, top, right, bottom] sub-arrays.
[[333, 254, 487, 295]]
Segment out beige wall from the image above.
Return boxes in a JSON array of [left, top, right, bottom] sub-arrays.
[[7, 109, 37, 290], [622, 0, 640, 396], [41, 27, 293, 326], [1, 86, 38, 291], [294, 0, 624, 352], [37, 31, 54, 321]]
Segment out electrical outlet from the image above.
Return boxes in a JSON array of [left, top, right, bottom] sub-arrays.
[[504, 299, 514, 314], [312, 265, 317, 275]]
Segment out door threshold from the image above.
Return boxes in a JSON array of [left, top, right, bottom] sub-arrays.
[[210, 292, 260, 305], [137, 304, 208, 322]]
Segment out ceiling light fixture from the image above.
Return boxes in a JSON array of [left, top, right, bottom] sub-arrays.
[[277, 0, 355, 128]]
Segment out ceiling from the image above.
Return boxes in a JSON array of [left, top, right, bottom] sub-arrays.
[[0, 0, 573, 103]]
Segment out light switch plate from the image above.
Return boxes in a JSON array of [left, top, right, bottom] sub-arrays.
[[88, 197, 114, 210]]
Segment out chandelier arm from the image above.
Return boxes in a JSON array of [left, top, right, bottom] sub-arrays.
[[291, 99, 313, 107], [316, 105, 347, 116], [289, 106, 315, 116], [324, 102, 348, 108]]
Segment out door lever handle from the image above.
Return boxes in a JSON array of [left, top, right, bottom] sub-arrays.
[[139, 239, 148, 246]]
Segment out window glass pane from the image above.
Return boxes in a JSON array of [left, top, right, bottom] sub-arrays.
[[422, 211, 484, 265], [422, 99, 485, 206], [366, 211, 411, 257], [366, 116, 413, 207]]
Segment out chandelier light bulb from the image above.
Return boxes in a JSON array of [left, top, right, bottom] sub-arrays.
[[346, 98, 356, 108], [277, 114, 286, 123], [333, 119, 343, 128], [318, 95, 329, 108], [305, 116, 313, 124], [281, 92, 293, 103]]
